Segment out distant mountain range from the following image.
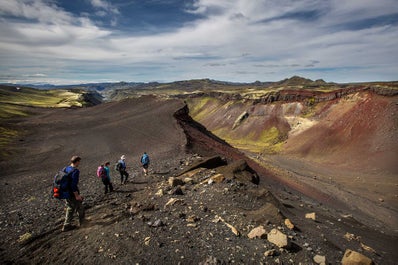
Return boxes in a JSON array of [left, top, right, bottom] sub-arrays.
[[0, 76, 320, 91], [2, 76, 397, 92]]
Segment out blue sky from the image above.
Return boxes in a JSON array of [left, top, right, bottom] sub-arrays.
[[0, 0, 397, 84]]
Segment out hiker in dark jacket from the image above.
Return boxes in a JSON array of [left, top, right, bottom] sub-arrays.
[[140, 152, 150, 176], [62, 156, 85, 232], [117, 155, 129, 185]]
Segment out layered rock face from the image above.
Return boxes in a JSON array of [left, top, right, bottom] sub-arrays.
[[187, 89, 398, 173]]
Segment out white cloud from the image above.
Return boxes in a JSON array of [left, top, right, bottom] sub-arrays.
[[0, 0, 397, 83], [0, 0, 73, 24], [89, 0, 119, 14]]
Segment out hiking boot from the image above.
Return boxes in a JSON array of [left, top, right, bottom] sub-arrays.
[[78, 218, 90, 228], [62, 224, 76, 232]]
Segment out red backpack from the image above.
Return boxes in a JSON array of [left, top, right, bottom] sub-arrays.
[[96, 166, 106, 179]]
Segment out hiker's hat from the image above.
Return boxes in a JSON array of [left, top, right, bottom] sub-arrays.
[[121, 155, 126, 160]]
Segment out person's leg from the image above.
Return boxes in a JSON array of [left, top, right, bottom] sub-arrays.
[[63, 198, 77, 230], [109, 180, 114, 192], [102, 178, 108, 194], [76, 200, 85, 226], [123, 171, 129, 184], [120, 171, 124, 185]]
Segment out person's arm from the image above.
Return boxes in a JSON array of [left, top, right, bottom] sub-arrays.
[[70, 170, 83, 201], [73, 191, 83, 201]]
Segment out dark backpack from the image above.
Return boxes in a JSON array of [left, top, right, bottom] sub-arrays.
[[114, 162, 121, 172], [52, 167, 75, 199]]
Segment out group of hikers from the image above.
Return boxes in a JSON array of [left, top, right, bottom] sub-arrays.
[[55, 153, 150, 232], [97, 152, 150, 193]]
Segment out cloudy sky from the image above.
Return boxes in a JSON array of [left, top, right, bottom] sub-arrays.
[[0, 0, 397, 84]]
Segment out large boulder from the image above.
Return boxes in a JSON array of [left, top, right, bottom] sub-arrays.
[[217, 159, 260, 184], [168, 177, 185, 187], [267, 229, 291, 248], [341, 249, 373, 265], [181, 156, 227, 173]]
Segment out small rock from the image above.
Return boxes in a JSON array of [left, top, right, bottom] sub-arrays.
[[247, 225, 267, 239], [210, 173, 225, 183], [200, 205, 208, 212], [378, 198, 384, 202], [149, 219, 164, 227], [199, 256, 220, 265], [344, 232, 360, 242], [360, 242, 377, 254], [341, 249, 373, 265], [172, 186, 184, 195], [184, 178, 194, 185], [284, 218, 295, 230], [155, 189, 164, 196], [226, 223, 240, 236], [18, 232, 32, 244], [208, 179, 214, 185], [144, 237, 151, 246], [264, 249, 277, 257], [186, 215, 199, 223], [305, 212, 316, 221], [313, 254, 327, 265], [101, 213, 114, 219], [164, 198, 184, 208], [267, 229, 291, 248]]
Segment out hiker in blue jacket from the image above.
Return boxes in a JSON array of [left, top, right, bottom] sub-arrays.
[[141, 152, 150, 176], [117, 155, 129, 184], [62, 156, 85, 232]]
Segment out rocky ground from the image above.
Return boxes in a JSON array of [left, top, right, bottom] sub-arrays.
[[0, 96, 397, 264]]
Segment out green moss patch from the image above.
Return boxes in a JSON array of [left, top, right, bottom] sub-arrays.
[[213, 126, 285, 154]]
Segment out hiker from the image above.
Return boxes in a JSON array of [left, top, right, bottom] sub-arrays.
[[97, 163, 113, 194], [140, 152, 150, 176], [62, 156, 85, 232], [104, 162, 114, 193], [116, 155, 129, 184]]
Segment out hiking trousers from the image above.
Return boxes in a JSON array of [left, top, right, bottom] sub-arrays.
[[64, 196, 85, 226], [119, 169, 129, 184], [102, 177, 114, 193]]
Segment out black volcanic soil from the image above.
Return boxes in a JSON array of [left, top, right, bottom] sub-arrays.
[[0, 96, 397, 264]]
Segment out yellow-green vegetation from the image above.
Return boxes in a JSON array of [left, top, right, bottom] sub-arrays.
[[187, 97, 219, 120], [0, 126, 19, 158], [188, 97, 287, 154], [214, 126, 285, 154], [0, 86, 85, 159], [0, 104, 29, 119], [0, 127, 18, 146], [0, 87, 83, 108]]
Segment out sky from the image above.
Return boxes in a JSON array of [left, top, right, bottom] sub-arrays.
[[0, 0, 397, 85]]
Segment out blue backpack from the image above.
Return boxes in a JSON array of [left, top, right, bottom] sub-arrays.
[[141, 154, 149, 165], [52, 167, 76, 199]]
